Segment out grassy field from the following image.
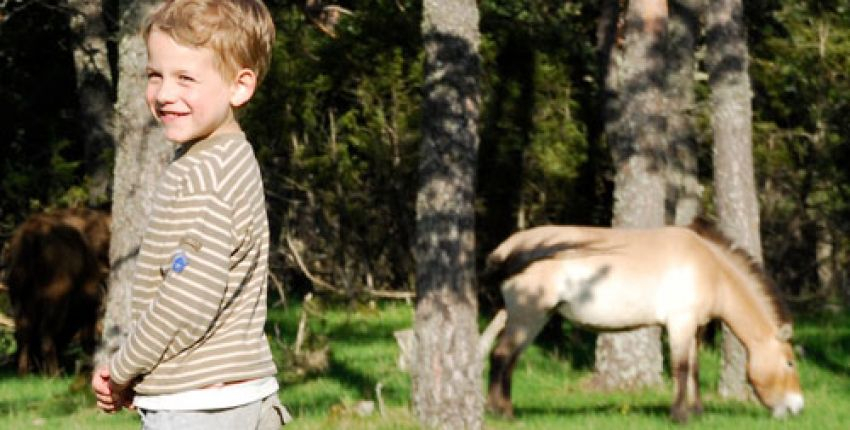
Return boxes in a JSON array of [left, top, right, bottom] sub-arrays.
[[0, 300, 847, 429]]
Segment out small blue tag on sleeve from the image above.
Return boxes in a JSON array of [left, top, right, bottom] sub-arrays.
[[171, 250, 189, 273]]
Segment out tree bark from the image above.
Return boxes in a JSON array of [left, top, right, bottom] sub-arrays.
[[96, 0, 172, 366], [412, 0, 483, 428], [594, 0, 667, 390], [706, 0, 760, 400], [68, 0, 115, 206], [666, 0, 704, 226]]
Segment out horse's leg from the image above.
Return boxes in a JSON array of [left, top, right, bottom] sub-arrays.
[[41, 336, 59, 376], [667, 318, 698, 423], [41, 297, 69, 376], [487, 311, 549, 418], [14, 321, 31, 375], [689, 326, 705, 415], [487, 329, 516, 417], [14, 306, 35, 375]]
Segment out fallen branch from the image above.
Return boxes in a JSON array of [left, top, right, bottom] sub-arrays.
[[269, 271, 287, 307], [294, 293, 313, 355], [364, 288, 415, 300], [283, 234, 415, 301], [284, 234, 346, 295], [364, 272, 414, 301]]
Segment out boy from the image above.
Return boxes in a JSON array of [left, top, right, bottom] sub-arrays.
[[91, 0, 291, 428]]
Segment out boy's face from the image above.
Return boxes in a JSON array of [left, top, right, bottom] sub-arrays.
[[145, 29, 252, 144]]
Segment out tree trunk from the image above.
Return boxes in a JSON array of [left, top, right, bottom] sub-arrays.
[[666, 0, 704, 226], [412, 0, 483, 428], [68, 0, 115, 206], [95, 0, 172, 366], [594, 0, 667, 390], [706, 0, 760, 400], [816, 219, 836, 303]]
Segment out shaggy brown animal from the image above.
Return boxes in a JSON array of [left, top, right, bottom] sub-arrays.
[[1, 208, 110, 375]]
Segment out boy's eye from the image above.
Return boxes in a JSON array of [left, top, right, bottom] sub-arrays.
[[146, 71, 162, 81], [179, 75, 196, 83]]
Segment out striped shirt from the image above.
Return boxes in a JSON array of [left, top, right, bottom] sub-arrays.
[[110, 132, 277, 395]]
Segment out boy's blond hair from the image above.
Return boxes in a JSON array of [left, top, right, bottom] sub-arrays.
[[143, 0, 275, 83]]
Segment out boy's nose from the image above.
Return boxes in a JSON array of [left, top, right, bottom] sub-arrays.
[[155, 80, 179, 104]]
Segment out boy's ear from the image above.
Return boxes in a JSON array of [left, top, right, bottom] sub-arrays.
[[230, 68, 257, 108]]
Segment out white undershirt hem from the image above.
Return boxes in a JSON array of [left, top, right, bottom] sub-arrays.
[[133, 376, 279, 411]]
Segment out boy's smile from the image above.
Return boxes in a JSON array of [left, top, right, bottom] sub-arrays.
[[145, 29, 247, 144]]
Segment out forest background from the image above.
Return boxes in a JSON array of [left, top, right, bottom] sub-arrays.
[[2, 0, 847, 311]]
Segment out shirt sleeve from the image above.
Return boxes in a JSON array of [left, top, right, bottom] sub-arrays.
[[109, 179, 235, 386]]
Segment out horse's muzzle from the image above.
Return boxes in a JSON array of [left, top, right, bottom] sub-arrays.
[[772, 393, 804, 418]]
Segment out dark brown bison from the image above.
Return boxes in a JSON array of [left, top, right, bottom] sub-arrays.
[[1, 208, 110, 375]]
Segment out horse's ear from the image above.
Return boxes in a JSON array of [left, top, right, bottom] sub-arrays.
[[777, 323, 793, 342]]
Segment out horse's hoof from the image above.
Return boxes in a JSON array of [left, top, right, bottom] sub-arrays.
[[691, 403, 704, 416], [670, 407, 690, 424], [486, 403, 514, 419]]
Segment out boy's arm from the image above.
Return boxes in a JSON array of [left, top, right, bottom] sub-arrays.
[[109, 187, 238, 386]]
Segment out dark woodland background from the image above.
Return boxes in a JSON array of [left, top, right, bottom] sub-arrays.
[[1, 0, 848, 314]]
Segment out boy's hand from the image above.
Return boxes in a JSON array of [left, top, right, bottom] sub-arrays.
[[91, 365, 135, 413]]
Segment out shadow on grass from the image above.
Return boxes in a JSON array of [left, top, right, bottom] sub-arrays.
[[799, 331, 850, 377], [533, 314, 598, 371], [282, 348, 401, 413], [323, 353, 382, 399], [321, 318, 408, 341], [510, 402, 670, 419], [501, 401, 764, 421], [266, 302, 413, 341]]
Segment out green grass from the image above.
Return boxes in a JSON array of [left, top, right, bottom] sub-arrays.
[[0, 301, 848, 429], [0, 372, 139, 429]]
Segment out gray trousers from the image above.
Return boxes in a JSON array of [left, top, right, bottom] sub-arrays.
[[139, 395, 292, 430]]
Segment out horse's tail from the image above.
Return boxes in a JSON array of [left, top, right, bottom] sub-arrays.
[[482, 226, 591, 285]]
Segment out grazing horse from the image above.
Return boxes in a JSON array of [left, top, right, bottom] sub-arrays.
[[485, 219, 804, 422], [2, 208, 110, 375]]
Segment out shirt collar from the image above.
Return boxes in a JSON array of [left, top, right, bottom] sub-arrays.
[[177, 132, 246, 158]]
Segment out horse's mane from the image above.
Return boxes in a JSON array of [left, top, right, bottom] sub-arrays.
[[688, 217, 792, 325]]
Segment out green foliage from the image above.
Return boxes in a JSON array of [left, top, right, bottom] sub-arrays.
[[748, 0, 850, 301], [0, 1, 105, 231], [0, 331, 14, 367], [523, 53, 590, 221], [242, 1, 604, 298], [1, 0, 848, 310], [243, 1, 424, 294], [476, 0, 605, 262]]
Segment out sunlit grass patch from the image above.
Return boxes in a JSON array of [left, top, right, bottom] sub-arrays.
[[0, 372, 138, 429], [0, 302, 847, 429]]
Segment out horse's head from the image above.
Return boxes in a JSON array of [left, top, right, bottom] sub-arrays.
[[747, 323, 804, 418]]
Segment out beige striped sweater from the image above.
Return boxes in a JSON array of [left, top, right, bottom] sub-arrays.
[[109, 132, 277, 395]]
